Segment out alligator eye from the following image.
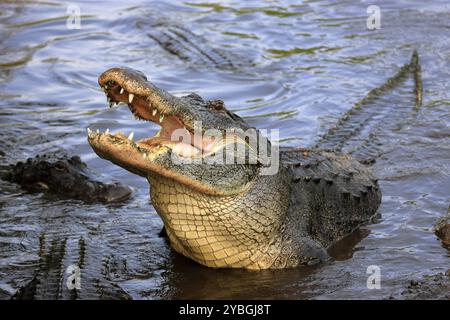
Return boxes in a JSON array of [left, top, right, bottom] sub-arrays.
[[55, 161, 67, 171]]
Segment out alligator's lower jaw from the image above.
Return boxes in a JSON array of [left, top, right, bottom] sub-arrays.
[[88, 131, 204, 165]]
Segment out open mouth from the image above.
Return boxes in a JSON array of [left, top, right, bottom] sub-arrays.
[[90, 78, 216, 157]]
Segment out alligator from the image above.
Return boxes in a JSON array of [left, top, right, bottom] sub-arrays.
[[1, 154, 132, 203], [148, 24, 234, 69], [435, 206, 450, 247], [10, 233, 133, 300], [142, 22, 251, 70], [315, 51, 423, 163], [391, 270, 450, 300], [87, 51, 421, 270]]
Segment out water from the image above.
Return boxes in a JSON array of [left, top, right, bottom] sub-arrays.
[[0, 0, 449, 299]]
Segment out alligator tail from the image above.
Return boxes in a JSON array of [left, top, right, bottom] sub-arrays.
[[411, 50, 423, 108], [315, 50, 423, 164]]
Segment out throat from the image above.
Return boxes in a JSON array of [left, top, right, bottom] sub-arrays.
[[147, 174, 292, 270]]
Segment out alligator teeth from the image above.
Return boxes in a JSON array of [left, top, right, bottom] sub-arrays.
[[120, 88, 124, 94], [152, 109, 157, 116], [159, 114, 164, 122], [96, 129, 99, 134], [129, 93, 134, 103], [105, 128, 110, 135], [87, 128, 92, 135], [128, 132, 134, 141], [134, 115, 139, 120]]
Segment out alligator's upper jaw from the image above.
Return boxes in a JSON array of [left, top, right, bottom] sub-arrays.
[[106, 80, 188, 147], [88, 68, 226, 182], [90, 68, 221, 159]]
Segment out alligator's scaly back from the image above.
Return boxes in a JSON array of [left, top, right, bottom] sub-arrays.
[[11, 232, 133, 300], [1, 154, 132, 203], [281, 148, 381, 249], [315, 51, 423, 164], [146, 23, 248, 70]]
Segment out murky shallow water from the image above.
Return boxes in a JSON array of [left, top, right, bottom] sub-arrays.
[[0, 0, 449, 299]]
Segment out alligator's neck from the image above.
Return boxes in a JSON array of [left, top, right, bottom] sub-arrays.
[[148, 171, 297, 269]]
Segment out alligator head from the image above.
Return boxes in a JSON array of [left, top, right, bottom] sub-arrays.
[[2, 155, 132, 203], [88, 67, 264, 196]]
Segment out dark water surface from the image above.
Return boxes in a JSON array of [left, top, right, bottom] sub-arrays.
[[0, 0, 449, 299]]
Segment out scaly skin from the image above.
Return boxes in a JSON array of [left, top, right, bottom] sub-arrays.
[[435, 206, 450, 247], [85, 57, 407, 269], [315, 50, 423, 163], [146, 23, 245, 69], [148, 149, 380, 269], [1, 154, 132, 203]]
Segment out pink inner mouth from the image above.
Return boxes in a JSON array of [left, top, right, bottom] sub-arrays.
[[102, 81, 217, 157]]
